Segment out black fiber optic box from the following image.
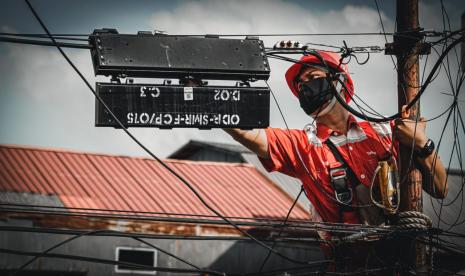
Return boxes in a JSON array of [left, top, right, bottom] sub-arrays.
[[95, 83, 270, 129], [89, 29, 270, 81]]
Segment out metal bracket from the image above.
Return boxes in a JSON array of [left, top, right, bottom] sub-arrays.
[[384, 28, 431, 56], [385, 42, 431, 56]]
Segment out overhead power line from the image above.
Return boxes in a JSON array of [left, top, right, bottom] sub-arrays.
[[21, 0, 321, 268], [0, 247, 223, 275], [0, 36, 91, 49]]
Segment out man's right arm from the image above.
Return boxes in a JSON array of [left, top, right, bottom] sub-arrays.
[[224, 129, 269, 159]]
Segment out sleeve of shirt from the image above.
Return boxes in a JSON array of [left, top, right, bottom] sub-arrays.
[[258, 127, 310, 178]]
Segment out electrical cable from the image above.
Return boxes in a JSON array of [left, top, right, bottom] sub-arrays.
[[0, 206, 396, 236], [0, 33, 89, 37], [22, 0, 328, 266], [0, 248, 222, 275], [267, 37, 464, 123], [0, 225, 331, 245], [332, 34, 465, 122], [9, 229, 215, 276], [0, 33, 89, 41], [257, 186, 305, 272], [373, 0, 398, 71], [0, 36, 91, 49], [423, 12, 465, 261], [4, 1, 463, 273], [263, 37, 464, 271], [0, 202, 313, 224], [265, 51, 382, 209]]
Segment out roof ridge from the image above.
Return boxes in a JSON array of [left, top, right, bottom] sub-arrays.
[[0, 143, 128, 157], [0, 143, 254, 168]]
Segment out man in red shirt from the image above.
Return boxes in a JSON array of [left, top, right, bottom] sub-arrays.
[[224, 51, 448, 271], [225, 50, 447, 228], [226, 51, 447, 223]]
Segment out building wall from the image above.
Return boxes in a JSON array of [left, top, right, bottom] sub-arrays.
[[0, 219, 324, 275], [188, 148, 244, 163]]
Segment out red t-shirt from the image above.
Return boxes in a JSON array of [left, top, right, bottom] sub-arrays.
[[260, 115, 397, 224]]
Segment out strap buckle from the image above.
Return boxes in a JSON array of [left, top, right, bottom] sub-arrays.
[[330, 168, 353, 205], [334, 188, 353, 205], [330, 167, 347, 181]]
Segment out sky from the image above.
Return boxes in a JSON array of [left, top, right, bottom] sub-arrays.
[[0, 0, 464, 169]]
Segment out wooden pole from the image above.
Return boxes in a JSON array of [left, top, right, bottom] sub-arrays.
[[461, 12, 465, 72], [395, 0, 427, 273]]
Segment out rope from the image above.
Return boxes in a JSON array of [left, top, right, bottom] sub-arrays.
[[394, 211, 433, 232]]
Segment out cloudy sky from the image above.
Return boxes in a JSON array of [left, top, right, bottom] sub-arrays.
[[0, 0, 463, 168]]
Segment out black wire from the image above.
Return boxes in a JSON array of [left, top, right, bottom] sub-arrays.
[[1, 202, 411, 239], [12, 1, 465, 270], [0, 206, 395, 235], [11, 229, 104, 275], [0, 36, 91, 49], [257, 186, 305, 272], [426, 12, 465, 256], [373, 0, 398, 71], [332, 35, 465, 122], [10, 229, 211, 276], [22, 0, 327, 266], [0, 225, 330, 244], [0, 33, 89, 37], [0, 33, 89, 41], [0, 248, 221, 275], [429, 28, 465, 46], [0, 202, 313, 224], [1, 32, 397, 37], [267, 35, 464, 123], [264, 59, 375, 209], [134, 32, 397, 37]]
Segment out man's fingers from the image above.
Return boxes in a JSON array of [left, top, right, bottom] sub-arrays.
[[394, 118, 403, 125], [401, 105, 410, 119]]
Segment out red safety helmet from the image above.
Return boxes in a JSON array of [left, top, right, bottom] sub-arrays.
[[285, 51, 354, 103]]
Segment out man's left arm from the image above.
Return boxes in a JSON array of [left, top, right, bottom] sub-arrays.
[[394, 107, 448, 199]]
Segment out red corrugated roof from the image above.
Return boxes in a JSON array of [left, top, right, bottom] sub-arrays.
[[0, 144, 311, 220]]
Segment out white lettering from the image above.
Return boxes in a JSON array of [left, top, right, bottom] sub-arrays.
[[231, 114, 240, 125], [163, 114, 172, 124], [174, 114, 181, 125], [140, 86, 160, 98], [151, 87, 160, 98], [127, 113, 134, 124], [222, 114, 230, 125], [154, 114, 162, 125], [220, 89, 230, 101], [140, 87, 146, 97], [213, 89, 241, 101], [232, 90, 240, 101], [140, 113, 150, 124]]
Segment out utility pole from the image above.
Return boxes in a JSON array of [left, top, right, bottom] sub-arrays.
[[461, 12, 465, 72], [394, 0, 427, 273]]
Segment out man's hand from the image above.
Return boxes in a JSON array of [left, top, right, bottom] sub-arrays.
[[224, 129, 269, 159], [393, 105, 428, 150], [393, 105, 448, 198]]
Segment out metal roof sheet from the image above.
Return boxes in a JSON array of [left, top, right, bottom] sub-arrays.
[[0, 144, 310, 221], [168, 140, 314, 213]]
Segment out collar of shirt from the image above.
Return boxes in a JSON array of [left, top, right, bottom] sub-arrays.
[[316, 114, 359, 142]]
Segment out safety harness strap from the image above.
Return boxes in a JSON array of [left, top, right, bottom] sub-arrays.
[[325, 139, 361, 217]]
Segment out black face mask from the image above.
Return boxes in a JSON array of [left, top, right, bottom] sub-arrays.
[[298, 78, 335, 116]]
